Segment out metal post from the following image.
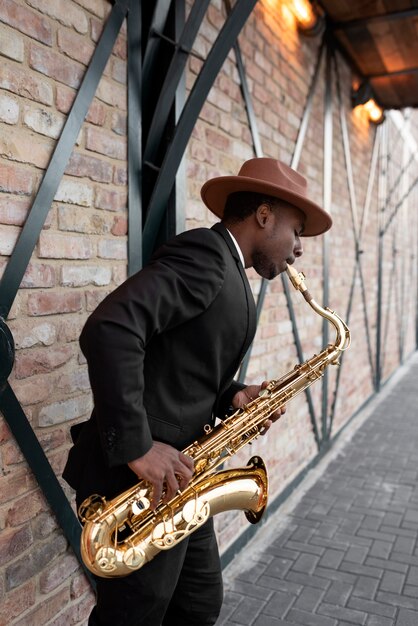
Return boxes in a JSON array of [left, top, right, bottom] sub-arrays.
[[127, 0, 142, 275], [376, 122, 388, 391], [321, 40, 333, 441]]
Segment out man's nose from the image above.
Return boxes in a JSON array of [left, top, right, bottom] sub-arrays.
[[294, 237, 303, 257]]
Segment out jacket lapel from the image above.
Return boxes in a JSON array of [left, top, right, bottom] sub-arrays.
[[211, 223, 257, 360]]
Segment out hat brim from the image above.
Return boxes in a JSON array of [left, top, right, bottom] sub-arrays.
[[201, 176, 332, 237]]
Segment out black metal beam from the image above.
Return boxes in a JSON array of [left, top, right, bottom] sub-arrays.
[[142, 0, 258, 264], [369, 66, 418, 80], [331, 8, 418, 31], [143, 0, 211, 166], [321, 41, 332, 442], [127, 0, 142, 275]]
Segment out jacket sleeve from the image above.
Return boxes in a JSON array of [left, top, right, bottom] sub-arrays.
[[80, 229, 226, 468]]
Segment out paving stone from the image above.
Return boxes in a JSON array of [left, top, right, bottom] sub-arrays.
[[395, 608, 418, 626], [229, 596, 265, 625], [379, 571, 406, 594], [217, 359, 418, 626], [285, 608, 337, 626], [263, 590, 296, 618], [352, 575, 379, 600], [348, 595, 397, 618]]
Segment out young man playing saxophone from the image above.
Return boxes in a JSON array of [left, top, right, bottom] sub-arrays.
[[63, 157, 332, 626]]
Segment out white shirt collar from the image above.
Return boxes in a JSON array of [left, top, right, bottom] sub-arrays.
[[226, 228, 245, 267]]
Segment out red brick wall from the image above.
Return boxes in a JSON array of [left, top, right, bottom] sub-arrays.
[[0, 1, 417, 623]]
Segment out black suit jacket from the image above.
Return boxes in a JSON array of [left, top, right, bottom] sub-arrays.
[[63, 223, 257, 504]]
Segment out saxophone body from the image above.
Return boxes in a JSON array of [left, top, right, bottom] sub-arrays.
[[79, 265, 350, 577]]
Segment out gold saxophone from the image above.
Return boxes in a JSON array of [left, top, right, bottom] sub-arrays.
[[79, 265, 350, 577]]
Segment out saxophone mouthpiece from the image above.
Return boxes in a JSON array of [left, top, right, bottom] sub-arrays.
[[286, 265, 312, 302]]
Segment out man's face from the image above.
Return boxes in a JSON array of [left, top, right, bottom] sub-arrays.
[[252, 202, 305, 280]]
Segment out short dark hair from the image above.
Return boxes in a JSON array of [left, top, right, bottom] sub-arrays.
[[223, 191, 280, 223]]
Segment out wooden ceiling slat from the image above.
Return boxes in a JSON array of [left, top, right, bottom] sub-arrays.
[[319, 0, 418, 108]]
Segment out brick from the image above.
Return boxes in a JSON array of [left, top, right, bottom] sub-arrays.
[[65, 151, 113, 183], [73, 0, 108, 18], [61, 265, 112, 287], [27, 291, 83, 316], [0, 0, 52, 45], [113, 164, 127, 185], [57, 27, 95, 65], [12, 321, 57, 348], [111, 110, 127, 135], [26, 0, 88, 34], [85, 288, 112, 311], [0, 196, 31, 225], [0, 127, 53, 168], [0, 471, 31, 505], [38, 394, 92, 426], [21, 263, 56, 288], [13, 587, 71, 626], [57, 367, 90, 394], [0, 60, 53, 105], [98, 237, 127, 259], [111, 215, 127, 236], [86, 126, 126, 160], [0, 162, 34, 194], [54, 179, 94, 206], [95, 187, 127, 211], [23, 105, 64, 139], [38, 231, 93, 259], [0, 580, 36, 625], [0, 27, 24, 62], [29, 43, 84, 89], [0, 525, 33, 567], [13, 376, 52, 406], [31, 513, 58, 542], [5, 487, 52, 527], [40, 551, 80, 593], [6, 533, 67, 590], [112, 56, 127, 84], [0, 224, 20, 254], [56, 84, 107, 126], [0, 94, 20, 124], [96, 77, 127, 110], [58, 205, 112, 234], [14, 345, 74, 378]]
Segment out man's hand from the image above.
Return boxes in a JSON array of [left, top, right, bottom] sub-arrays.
[[128, 441, 195, 510], [232, 381, 286, 435]]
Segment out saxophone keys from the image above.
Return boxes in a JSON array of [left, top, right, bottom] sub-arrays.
[[123, 546, 146, 570], [131, 496, 150, 515]]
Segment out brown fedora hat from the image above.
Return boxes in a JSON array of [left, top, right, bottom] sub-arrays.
[[201, 158, 332, 236]]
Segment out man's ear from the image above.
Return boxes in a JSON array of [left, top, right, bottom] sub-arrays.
[[255, 203, 272, 228]]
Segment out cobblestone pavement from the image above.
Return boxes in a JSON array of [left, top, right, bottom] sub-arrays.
[[216, 353, 418, 626]]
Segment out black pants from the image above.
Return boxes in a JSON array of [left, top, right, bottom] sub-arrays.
[[88, 519, 223, 626]]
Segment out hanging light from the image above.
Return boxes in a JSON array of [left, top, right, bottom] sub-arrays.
[[352, 82, 385, 125], [288, 0, 323, 35], [362, 99, 384, 124]]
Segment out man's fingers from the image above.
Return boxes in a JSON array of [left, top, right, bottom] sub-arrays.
[[150, 480, 164, 510]]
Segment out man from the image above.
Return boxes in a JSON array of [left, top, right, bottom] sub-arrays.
[[63, 157, 332, 625]]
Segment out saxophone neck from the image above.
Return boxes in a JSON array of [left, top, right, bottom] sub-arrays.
[[286, 264, 351, 353]]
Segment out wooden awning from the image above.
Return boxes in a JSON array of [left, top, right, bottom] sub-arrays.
[[319, 0, 418, 109]]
